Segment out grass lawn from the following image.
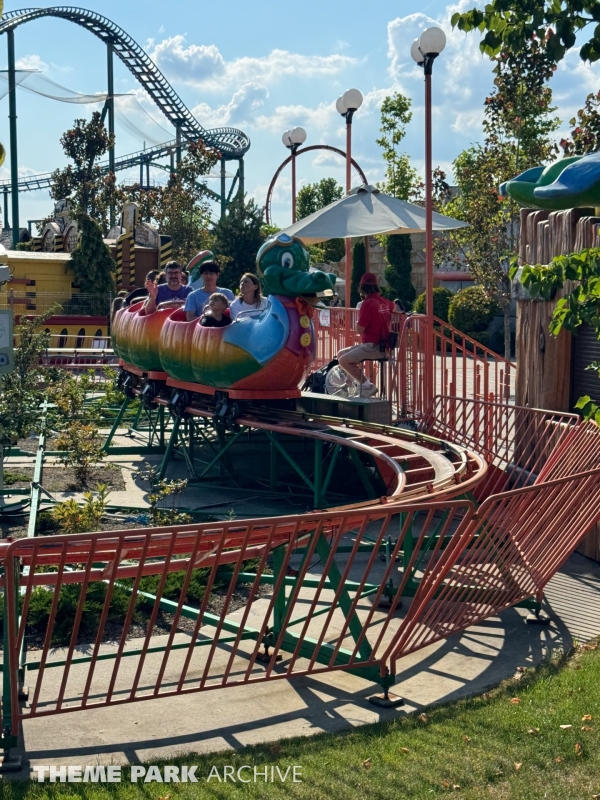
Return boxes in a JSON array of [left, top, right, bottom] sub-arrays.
[[3, 642, 600, 800]]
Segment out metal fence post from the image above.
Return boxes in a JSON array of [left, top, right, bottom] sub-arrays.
[[1, 555, 22, 771]]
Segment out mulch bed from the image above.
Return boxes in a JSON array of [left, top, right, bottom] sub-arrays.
[[1, 465, 125, 493]]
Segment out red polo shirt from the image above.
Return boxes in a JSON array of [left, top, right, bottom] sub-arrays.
[[357, 292, 394, 343]]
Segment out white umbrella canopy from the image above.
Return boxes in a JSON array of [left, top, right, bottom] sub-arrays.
[[283, 184, 468, 243]]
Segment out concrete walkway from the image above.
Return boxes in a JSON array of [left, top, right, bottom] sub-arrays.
[[5, 551, 599, 776]]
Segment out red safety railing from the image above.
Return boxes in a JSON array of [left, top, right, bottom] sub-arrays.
[[386, 466, 600, 670], [420, 396, 581, 500], [3, 460, 600, 737], [311, 310, 515, 419]]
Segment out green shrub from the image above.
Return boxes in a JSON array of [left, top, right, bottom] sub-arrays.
[[448, 286, 501, 333], [55, 422, 106, 486], [414, 287, 453, 322], [3, 469, 30, 485], [52, 484, 110, 534]]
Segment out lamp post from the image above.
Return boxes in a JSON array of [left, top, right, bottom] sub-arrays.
[[411, 27, 446, 407], [336, 88, 363, 309], [282, 126, 307, 223]]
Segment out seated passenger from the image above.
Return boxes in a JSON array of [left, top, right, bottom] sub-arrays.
[[200, 293, 232, 328], [144, 261, 193, 314], [230, 273, 268, 320], [185, 261, 234, 320], [337, 273, 394, 397]]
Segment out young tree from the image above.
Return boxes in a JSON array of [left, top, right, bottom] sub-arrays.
[[560, 91, 600, 154], [0, 311, 54, 446], [50, 112, 121, 234], [68, 214, 115, 314], [376, 92, 417, 200], [383, 234, 415, 308], [212, 196, 266, 289], [434, 39, 560, 357], [124, 141, 217, 264], [297, 178, 344, 265], [350, 240, 366, 307]]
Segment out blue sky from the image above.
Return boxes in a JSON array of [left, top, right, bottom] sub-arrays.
[[1, 0, 599, 230]]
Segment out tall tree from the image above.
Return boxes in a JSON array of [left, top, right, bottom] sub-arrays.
[[376, 92, 417, 200], [297, 178, 345, 265], [68, 214, 115, 314], [453, 1, 600, 65], [560, 91, 600, 154], [212, 196, 266, 289], [50, 112, 121, 234], [350, 241, 366, 307], [434, 39, 560, 357], [383, 235, 415, 308], [124, 141, 217, 264]]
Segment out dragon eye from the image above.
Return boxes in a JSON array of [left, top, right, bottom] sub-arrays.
[[281, 251, 294, 269]]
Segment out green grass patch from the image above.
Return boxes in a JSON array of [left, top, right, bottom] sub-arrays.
[[4, 643, 600, 799]]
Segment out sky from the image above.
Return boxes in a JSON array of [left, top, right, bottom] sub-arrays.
[[1, 0, 599, 231]]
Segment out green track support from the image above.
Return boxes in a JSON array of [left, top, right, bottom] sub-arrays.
[[103, 395, 132, 452]]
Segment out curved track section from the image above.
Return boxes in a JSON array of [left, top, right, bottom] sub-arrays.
[[126, 370, 487, 508], [0, 7, 250, 160]]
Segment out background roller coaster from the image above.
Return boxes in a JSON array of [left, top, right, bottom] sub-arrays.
[[0, 6, 251, 241]]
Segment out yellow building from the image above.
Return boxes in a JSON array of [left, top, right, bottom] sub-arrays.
[[0, 250, 109, 348]]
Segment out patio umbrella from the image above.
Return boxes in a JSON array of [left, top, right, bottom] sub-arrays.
[[283, 184, 468, 243]]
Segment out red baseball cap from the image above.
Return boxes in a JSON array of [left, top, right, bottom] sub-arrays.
[[359, 272, 378, 287]]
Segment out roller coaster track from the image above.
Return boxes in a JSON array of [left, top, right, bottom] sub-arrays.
[[0, 138, 183, 193], [0, 6, 250, 191]]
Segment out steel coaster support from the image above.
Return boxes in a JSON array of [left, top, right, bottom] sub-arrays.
[[130, 401, 144, 431], [106, 40, 115, 229], [7, 28, 19, 248], [157, 414, 182, 481], [26, 402, 48, 538], [348, 448, 378, 500], [314, 439, 323, 508], [265, 430, 315, 496], [220, 157, 226, 218], [103, 394, 132, 452], [270, 533, 373, 665], [189, 424, 244, 481], [1, 556, 21, 770]]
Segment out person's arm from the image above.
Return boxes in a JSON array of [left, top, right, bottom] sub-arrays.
[[144, 280, 159, 314], [184, 291, 198, 322], [356, 324, 366, 335]]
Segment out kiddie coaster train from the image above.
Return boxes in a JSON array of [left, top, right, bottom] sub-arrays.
[[0, 16, 598, 774]]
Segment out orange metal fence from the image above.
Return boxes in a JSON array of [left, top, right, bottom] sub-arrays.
[[311, 310, 515, 419], [420, 396, 581, 500], [3, 459, 600, 737]]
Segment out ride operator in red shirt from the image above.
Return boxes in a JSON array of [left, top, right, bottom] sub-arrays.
[[337, 272, 394, 397]]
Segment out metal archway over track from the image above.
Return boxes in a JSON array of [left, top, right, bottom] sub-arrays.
[[0, 7, 250, 160]]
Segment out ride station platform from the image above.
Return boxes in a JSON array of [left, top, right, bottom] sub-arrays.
[[298, 391, 392, 425]]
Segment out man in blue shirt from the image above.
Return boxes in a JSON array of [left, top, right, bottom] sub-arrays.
[[185, 261, 235, 320], [144, 261, 193, 314]]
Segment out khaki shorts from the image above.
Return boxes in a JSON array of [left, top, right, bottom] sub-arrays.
[[338, 342, 381, 364]]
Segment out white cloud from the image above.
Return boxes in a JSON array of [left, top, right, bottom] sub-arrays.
[[149, 36, 359, 90], [192, 83, 269, 127], [15, 54, 47, 71], [385, 3, 494, 144]]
